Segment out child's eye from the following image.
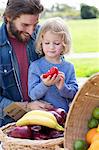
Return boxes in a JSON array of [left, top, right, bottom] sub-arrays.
[[44, 42, 49, 44], [54, 43, 60, 45]]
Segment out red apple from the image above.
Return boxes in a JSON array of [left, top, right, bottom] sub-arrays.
[[55, 108, 67, 123], [32, 132, 48, 140], [31, 125, 42, 132], [49, 110, 64, 125], [49, 129, 64, 139], [8, 126, 32, 139]]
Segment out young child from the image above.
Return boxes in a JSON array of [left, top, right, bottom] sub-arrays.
[[28, 17, 78, 112]]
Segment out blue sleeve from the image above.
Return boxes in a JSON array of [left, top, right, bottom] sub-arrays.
[[28, 63, 49, 100], [0, 94, 14, 126], [58, 64, 78, 99]]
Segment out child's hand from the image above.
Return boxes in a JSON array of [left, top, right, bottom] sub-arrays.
[[41, 74, 59, 87], [55, 72, 65, 90]]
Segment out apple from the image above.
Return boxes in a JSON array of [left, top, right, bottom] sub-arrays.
[[49, 110, 64, 126], [32, 132, 48, 140], [8, 126, 32, 139], [55, 108, 67, 121], [49, 129, 64, 139]]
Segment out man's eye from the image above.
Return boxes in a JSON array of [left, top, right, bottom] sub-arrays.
[[23, 24, 29, 27]]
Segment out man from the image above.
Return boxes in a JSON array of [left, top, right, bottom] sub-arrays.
[[0, 0, 52, 127]]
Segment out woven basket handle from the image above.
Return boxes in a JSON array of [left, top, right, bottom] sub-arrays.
[[0, 128, 6, 142]]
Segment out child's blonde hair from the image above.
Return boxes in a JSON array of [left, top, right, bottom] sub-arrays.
[[36, 17, 72, 56]]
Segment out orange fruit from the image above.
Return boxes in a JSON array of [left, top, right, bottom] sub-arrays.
[[97, 124, 99, 132], [88, 140, 99, 150], [86, 128, 97, 144], [91, 132, 99, 143]]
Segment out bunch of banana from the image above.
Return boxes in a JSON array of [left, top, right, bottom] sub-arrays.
[[16, 110, 64, 131]]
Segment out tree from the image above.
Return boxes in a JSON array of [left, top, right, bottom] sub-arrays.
[[80, 4, 98, 19]]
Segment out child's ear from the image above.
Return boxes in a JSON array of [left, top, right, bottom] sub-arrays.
[[6, 16, 11, 22]]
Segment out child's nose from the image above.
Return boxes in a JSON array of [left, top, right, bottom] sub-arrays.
[[50, 43, 54, 49]]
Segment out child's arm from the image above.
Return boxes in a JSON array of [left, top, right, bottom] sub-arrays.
[[28, 64, 60, 100], [28, 64, 49, 100], [55, 70, 78, 100]]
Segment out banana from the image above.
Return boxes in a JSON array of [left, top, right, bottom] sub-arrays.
[[21, 110, 57, 122], [16, 114, 64, 131]]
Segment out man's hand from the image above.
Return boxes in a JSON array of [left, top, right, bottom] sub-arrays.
[[27, 100, 54, 111], [15, 102, 28, 111]]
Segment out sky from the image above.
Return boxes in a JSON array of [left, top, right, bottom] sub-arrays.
[[0, 0, 99, 9]]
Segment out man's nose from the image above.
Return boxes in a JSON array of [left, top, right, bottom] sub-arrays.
[[26, 26, 34, 35]]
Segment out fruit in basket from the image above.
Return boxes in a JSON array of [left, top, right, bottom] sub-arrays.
[[91, 132, 99, 143], [21, 110, 57, 122], [55, 108, 66, 118], [92, 107, 99, 119], [86, 128, 97, 144], [49, 129, 64, 139], [8, 126, 32, 139], [97, 124, 99, 131], [73, 139, 88, 150], [48, 110, 64, 125], [30, 125, 49, 140], [48, 107, 66, 124], [43, 66, 59, 78], [16, 110, 64, 131], [88, 140, 99, 150], [31, 125, 42, 132], [88, 117, 99, 128], [32, 132, 48, 140]]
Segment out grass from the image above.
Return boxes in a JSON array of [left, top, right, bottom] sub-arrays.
[[66, 58, 99, 77], [66, 18, 99, 53], [65, 19, 99, 77]]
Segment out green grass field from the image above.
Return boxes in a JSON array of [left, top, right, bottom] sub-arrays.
[[67, 18, 99, 53], [65, 19, 99, 77], [66, 58, 99, 77]]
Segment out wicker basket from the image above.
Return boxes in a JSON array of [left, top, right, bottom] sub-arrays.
[[0, 121, 64, 150], [64, 73, 99, 150], [0, 122, 64, 150]]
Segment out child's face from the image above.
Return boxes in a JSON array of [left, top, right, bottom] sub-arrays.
[[42, 31, 63, 60]]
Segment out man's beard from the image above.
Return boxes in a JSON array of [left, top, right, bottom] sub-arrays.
[[9, 21, 31, 42]]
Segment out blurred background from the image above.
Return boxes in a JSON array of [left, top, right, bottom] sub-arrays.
[[0, 0, 99, 79]]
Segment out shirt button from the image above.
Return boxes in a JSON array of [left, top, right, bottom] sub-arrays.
[[9, 51, 11, 54], [4, 69, 7, 73]]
